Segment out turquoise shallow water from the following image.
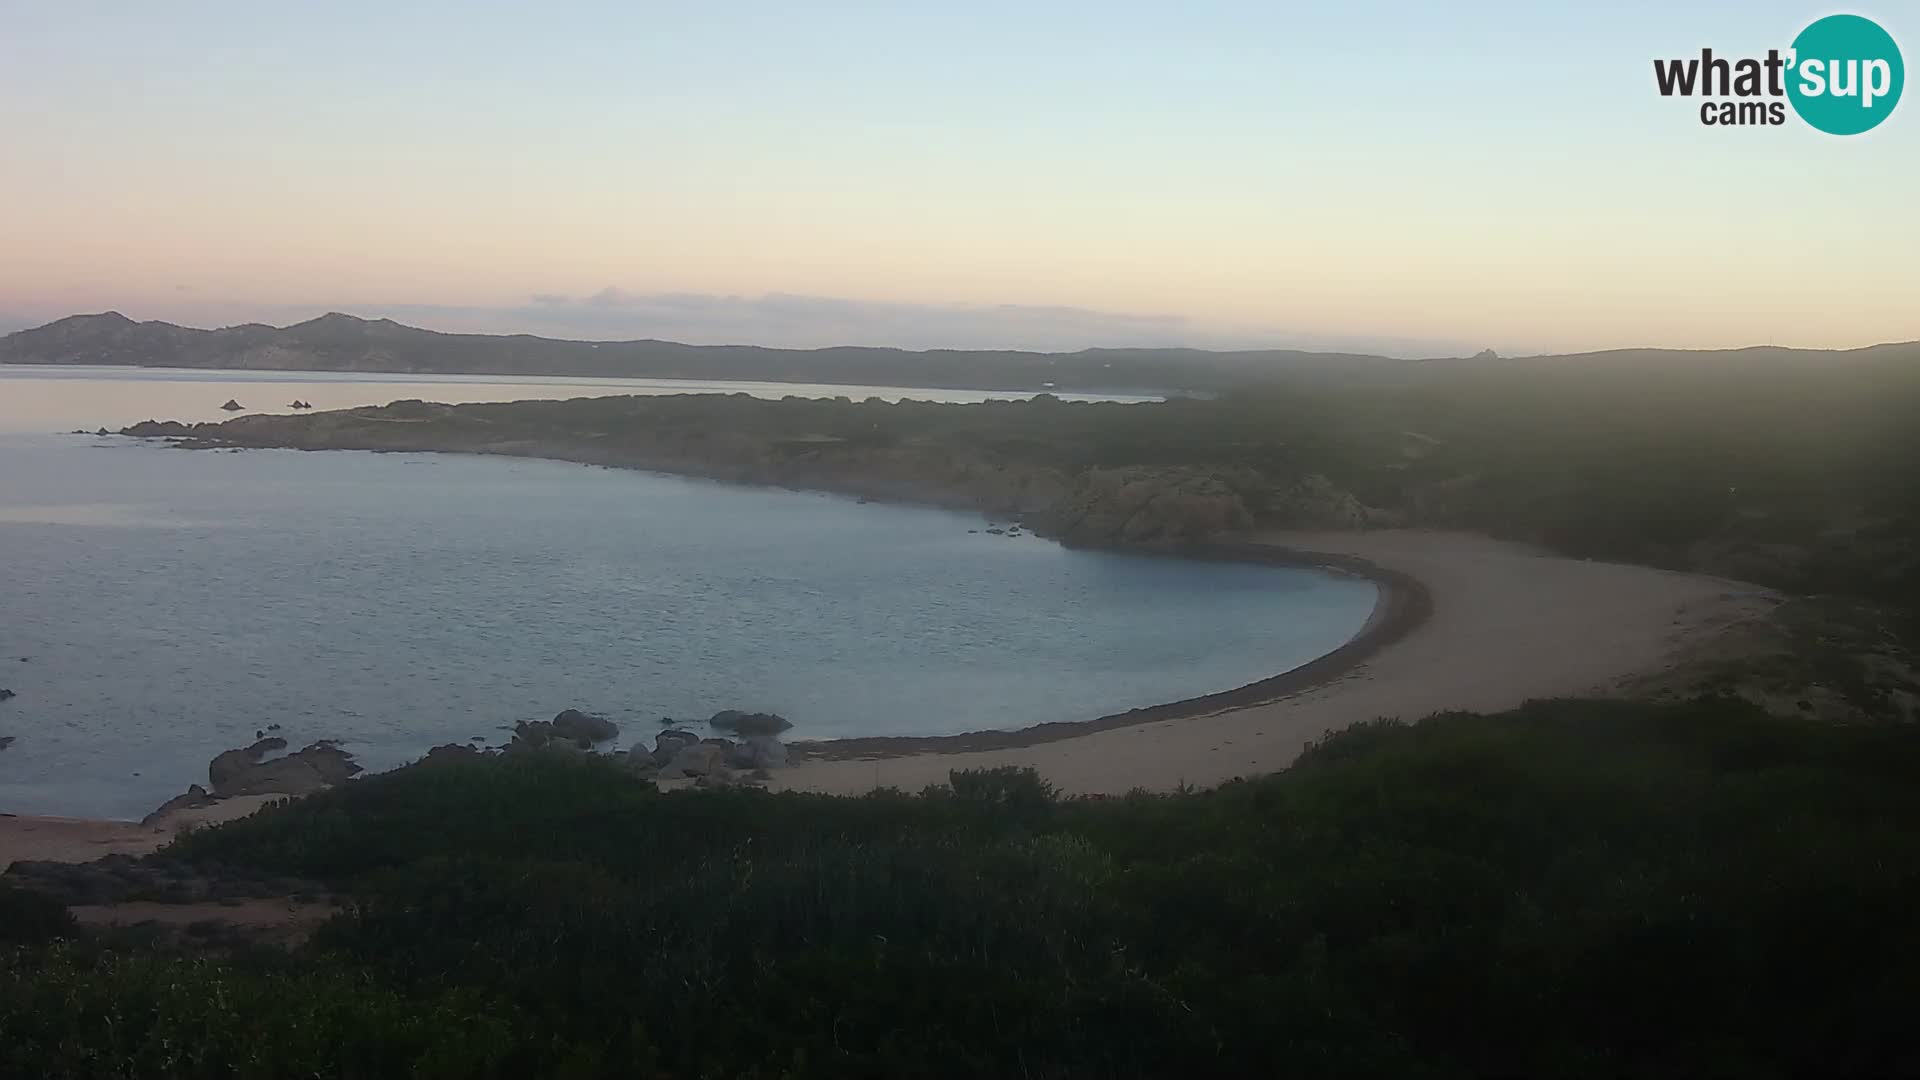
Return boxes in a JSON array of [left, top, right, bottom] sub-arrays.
[[0, 369, 1374, 820]]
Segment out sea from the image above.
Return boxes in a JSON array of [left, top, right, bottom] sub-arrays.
[[0, 365, 1376, 819]]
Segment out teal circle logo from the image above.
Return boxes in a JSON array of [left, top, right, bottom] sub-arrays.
[[1787, 14, 1904, 134]]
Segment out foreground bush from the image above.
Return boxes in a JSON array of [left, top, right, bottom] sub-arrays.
[[6, 697, 1919, 1077]]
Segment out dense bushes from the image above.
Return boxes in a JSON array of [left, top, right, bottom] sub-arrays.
[[7, 697, 1920, 1076], [0, 884, 77, 946]]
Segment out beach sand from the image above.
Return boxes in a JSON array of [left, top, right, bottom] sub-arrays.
[[0, 795, 282, 870], [769, 530, 1778, 796]]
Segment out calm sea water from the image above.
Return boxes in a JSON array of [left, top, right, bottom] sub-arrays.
[[0, 367, 1374, 820]]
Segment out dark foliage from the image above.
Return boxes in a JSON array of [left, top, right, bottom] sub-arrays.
[[7, 697, 1920, 1076], [0, 884, 77, 946]]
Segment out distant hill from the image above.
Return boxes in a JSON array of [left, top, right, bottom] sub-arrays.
[[0, 311, 1407, 395], [3, 311, 1914, 394]]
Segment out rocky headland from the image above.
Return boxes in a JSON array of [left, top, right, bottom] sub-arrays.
[[118, 394, 1398, 551]]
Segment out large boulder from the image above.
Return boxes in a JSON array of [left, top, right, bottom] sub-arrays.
[[508, 719, 564, 750], [0, 688, 14, 701], [657, 742, 729, 780], [550, 709, 618, 745], [652, 729, 700, 764], [707, 710, 794, 736], [725, 736, 789, 770], [207, 737, 288, 789]]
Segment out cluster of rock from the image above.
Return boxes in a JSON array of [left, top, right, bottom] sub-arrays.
[[621, 725, 790, 786], [207, 737, 361, 797], [504, 708, 621, 750], [288, 400, 314, 410], [424, 708, 796, 790]]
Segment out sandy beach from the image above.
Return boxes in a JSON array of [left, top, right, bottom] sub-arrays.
[[0, 796, 282, 870], [2, 529, 1776, 866], [770, 529, 1778, 796]]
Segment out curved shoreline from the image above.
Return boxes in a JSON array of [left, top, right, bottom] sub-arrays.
[[793, 540, 1432, 759], [111, 424, 1438, 763], [88, 427, 1763, 799]]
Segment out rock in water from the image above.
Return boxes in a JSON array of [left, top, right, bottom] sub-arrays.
[[207, 738, 359, 797], [506, 719, 560, 751], [420, 743, 483, 767], [0, 736, 14, 752], [219, 399, 244, 411], [551, 708, 619, 744], [0, 688, 14, 701], [207, 736, 288, 789], [707, 709, 794, 735]]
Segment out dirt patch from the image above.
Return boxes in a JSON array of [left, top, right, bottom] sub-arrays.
[[70, 898, 339, 948]]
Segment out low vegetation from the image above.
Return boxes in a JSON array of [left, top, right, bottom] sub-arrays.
[[6, 697, 1919, 1077]]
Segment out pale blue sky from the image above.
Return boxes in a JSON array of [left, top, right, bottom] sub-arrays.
[[2, 2, 1913, 353]]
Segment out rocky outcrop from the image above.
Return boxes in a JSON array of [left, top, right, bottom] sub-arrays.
[[140, 784, 217, 826], [619, 728, 791, 786], [419, 743, 483, 767], [506, 717, 609, 752], [657, 742, 730, 780], [725, 735, 789, 770], [208, 738, 360, 797], [0, 688, 14, 701], [708, 710, 793, 735], [121, 420, 197, 438], [550, 708, 618, 744], [219, 399, 244, 411], [653, 729, 700, 761], [1032, 467, 1255, 548], [109, 399, 1337, 552], [207, 737, 287, 789]]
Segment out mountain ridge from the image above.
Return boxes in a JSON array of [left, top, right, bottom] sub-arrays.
[[4, 311, 1915, 394]]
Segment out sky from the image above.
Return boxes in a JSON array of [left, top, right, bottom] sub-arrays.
[[1, 1, 1914, 355]]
